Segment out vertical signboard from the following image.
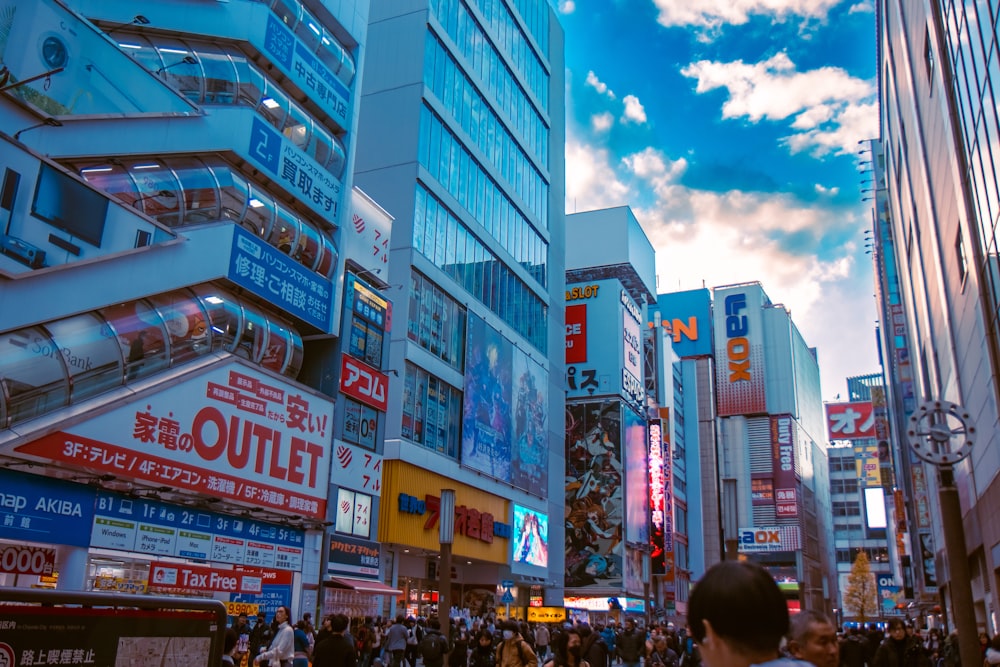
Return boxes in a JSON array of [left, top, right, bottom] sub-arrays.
[[565, 400, 623, 589], [623, 406, 649, 545], [566, 303, 587, 364], [713, 285, 767, 416], [770, 415, 798, 518], [647, 420, 666, 575]]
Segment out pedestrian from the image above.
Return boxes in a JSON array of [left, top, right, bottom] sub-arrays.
[[497, 620, 538, 667], [617, 619, 645, 667], [786, 611, 839, 667], [256, 606, 294, 667], [470, 630, 498, 667], [543, 626, 589, 667], [312, 614, 358, 667], [250, 612, 274, 661], [450, 618, 472, 667], [223, 628, 240, 667], [687, 560, 812, 667], [579, 624, 608, 667], [985, 635, 1000, 666], [384, 615, 410, 667], [418, 617, 451, 667], [872, 619, 931, 667], [839, 627, 870, 667], [536, 624, 552, 663], [293, 620, 312, 667]]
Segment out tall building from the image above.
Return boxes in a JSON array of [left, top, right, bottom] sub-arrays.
[[0, 0, 371, 618], [711, 282, 833, 615], [355, 0, 566, 614], [874, 0, 1000, 632]]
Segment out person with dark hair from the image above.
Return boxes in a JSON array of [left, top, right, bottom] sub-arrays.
[[786, 611, 839, 667], [687, 561, 811, 667], [498, 620, 537, 667], [312, 614, 357, 667], [579, 623, 609, 667], [223, 628, 239, 667], [872, 619, 931, 667], [419, 617, 451, 667], [839, 627, 870, 667], [617, 618, 645, 667], [256, 606, 295, 667], [471, 630, 498, 667], [293, 620, 312, 667], [544, 626, 589, 667], [384, 615, 410, 667], [450, 618, 472, 667], [250, 612, 274, 661]]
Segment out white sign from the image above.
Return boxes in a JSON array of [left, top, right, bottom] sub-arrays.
[[737, 526, 801, 553], [346, 187, 393, 276], [330, 440, 383, 495]]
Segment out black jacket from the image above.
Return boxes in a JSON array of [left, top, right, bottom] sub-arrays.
[[617, 631, 645, 662], [313, 634, 358, 667]]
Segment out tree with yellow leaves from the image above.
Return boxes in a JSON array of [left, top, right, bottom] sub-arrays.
[[843, 550, 878, 622]]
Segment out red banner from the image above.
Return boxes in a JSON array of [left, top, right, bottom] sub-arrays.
[[340, 354, 389, 411], [565, 304, 587, 364], [825, 401, 875, 440], [0, 545, 55, 575], [771, 415, 798, 518], [149, 561, 265, 594]]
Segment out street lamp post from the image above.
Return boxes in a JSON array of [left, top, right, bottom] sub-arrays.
[[642, 550, 652, 628], [438, 489, 456, 643], [907, 401, 978, 667]]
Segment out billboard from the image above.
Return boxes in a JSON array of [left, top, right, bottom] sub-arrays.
[[0, 468, 96, 547], [713, 286, 767, 415], [738, 526, 802, 553], [654, 289, 713, 358], [566, 304, 587, 364], [345, 188, 392, 278], [647, 420, 666, 575], [17, 362, 333, 519], [511, 349, 549, 497], [327, 534, 381, 579], [623, 406, 649, 545], [565, 401, 623, 589], [512, 504, 549, 572], [825, 401, 876, 440], [771, 415, 798, 518]]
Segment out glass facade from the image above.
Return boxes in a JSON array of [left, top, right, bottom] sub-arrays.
[[400, 361, 462, 457], [938, 0, 1000, 342], [116, 35, 348, 178], [414, 183, 547, 353], [407, 269, 467, 370], [73, 156, 338, 279], [0, 286, 303, 429], [253, 0, 357, 86]]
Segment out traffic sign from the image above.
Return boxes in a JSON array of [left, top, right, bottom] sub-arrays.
[[501, 580, 514, 589], [501, 590, 515, 604]]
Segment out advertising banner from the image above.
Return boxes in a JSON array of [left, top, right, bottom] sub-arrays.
[[330, 440, 384, 495], [462, 314, 514, 482], [0, 544, 55, 576], [327, 533, 381, 578], [737, 526, 802, 553], [624, 406, 649, 545], [771, 415, 798, 518], [340, 354, 389, 411], [231, 568, 294, 619], [346, 188, 393, 276], [566, 304, 587, 364], [662, 409, 673, 555], [653, 289, 713, 358], [148, 561, 264, 595], [911, 466, 931, 528], [511, 348, 549, 497], [512, 504, 549, 572], [713, 286, 767, 416], [90, 492, 304, 570], [825, 401, 876, 440], [528, 607, 567, 623], [17, 363, 333, 519], [751, 475, 774, 505], [345, 273, 392, 367], [0, 606, 220, 666], [647, 420, 666, 575], [0, 468, 96, 547], [565, 401, 623, 589], [228, 226, 333, 331], [663, 549, 676, 601]]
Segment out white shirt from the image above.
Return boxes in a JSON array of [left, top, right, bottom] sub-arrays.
[[259, 623, 295, 662]]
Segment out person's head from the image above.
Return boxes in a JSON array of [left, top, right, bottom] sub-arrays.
[[501, 620, 519, 641], [224, 628, 239, 656], [625, 618, 636, 633], [888, 619, 906, 640], [688, 561, 790, 667], [565, 628, 584, 660], [396, 614, 406, 625], [787, 611, 839, 667], [275, 606, 290, 624], [428, 617, 441, 631], [478, 630, 494, 648], [257, 612, 267, 624], [331, 613, 350, 633]]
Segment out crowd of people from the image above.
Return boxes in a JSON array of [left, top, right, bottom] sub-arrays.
[[219, 563, 1000, 667]]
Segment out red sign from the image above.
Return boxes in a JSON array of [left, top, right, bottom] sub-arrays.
[[771, 415, 798, 518], [566, 304, 587, 364], [340, 355, 389, 411], [149, 561, 265, 594], [825, 401, 876, 440], [0, 545, 55, 575]]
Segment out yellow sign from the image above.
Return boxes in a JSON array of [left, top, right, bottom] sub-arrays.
[[93, 575, 147, 594], [226, 601, 260, 617], [528, 607, 566, 623]]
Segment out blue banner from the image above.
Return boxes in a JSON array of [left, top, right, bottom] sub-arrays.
[[228, 225, 333, 330], [0, 469, 96, 547]]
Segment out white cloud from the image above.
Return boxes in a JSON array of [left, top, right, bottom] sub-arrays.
[[849, 1, 874, 13], [585, 70, 615, 99], [621, 94, 648, 124], [815, 183, 840, 195], [558, 0, 576, 13], [565, 130, 877, 399], [651, 0, 841, 31], [681, 53, 878, 155], [591, 111, 614, 133]]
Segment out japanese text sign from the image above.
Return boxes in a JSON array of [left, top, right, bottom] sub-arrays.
[[826, 401, 876, 440], [0, 468, 96, 547], [340, 354, 389, 411]]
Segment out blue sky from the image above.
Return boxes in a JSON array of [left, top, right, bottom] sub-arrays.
[[558, 0, 880, 401]]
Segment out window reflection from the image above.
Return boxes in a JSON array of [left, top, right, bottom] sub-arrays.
[[43, 314, 123, 403], [0, 327, 69, 426], [100, 301, 169, 381]]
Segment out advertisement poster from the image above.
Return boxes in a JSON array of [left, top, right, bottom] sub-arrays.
[[647, 419, 666, 575], [462, 314, 514, 483], [713, 286, 767, 416], [512, 504, 549, 572], [565, 401, 623, 589], [0, 606, 220, 666], [327, 534, 381, 578], [511, 348, 549, 496], [17, 363, 333, 519], [653, 289, 713, 358], [623, 406, 649, 544]]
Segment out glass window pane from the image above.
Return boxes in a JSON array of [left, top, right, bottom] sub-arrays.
[[315, 229, 338, 279], [232, 55, 265, 107], [269, 205, 301, 254], [156, 41, 202, 102], [127, 160, 182, 226], [0, 327, 69, 426], [243, 185, 276, 238], [147, 289, 212, 364], [259, 80, 289, 130], [192, 286, 242, 352], [295, 220, 323, 270], [198, 47, 237, 104], [235, 302, 269, 363], [173, 157, 221, 224], [44, 313, 123, 402], [310, 124, 334, 170], [329, 134, 347, 180], [284, 100, 311, 150], [262, 319, 293, 373], [100, 300, 169, 381], [218, 170, 250, 222], [77, 162, 139, 207]]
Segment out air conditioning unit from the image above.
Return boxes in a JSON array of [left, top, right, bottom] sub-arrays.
[[0, 234, 45, 268]]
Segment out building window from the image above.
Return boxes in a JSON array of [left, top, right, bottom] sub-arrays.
[[831, 478, 859, 494], [407, 270, 466, 369], [924, 26, 935, 88], [401, 362, 461, 457], [334, 488, 372, 539], [833, 500, 862, 517], [342, 398, 377, 450], [956, 229, 968, 283]]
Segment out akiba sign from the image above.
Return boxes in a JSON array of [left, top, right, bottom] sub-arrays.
[[17, 362, 333, 519]]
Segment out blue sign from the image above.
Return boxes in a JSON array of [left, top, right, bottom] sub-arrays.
[[233, 582, 293, 619], [655, 289, 713, 358], [228, 226, 333, 330], [0, 469, 96, 547]]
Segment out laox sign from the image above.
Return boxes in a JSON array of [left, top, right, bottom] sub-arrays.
[[724, 293, 752, 383], [740, 529, 781, 545]]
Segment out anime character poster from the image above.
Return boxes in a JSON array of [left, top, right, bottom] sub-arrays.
[[565, 401, 624, 589], [511, 348, 549, 497], [512, 504, 549, 570], [462, 314, 513, 483]]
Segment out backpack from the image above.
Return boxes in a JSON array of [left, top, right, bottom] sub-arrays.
[[356, 625, 370, 652], [420, 633, 448, 664]]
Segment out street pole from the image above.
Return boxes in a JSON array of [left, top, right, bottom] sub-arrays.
[[642, 550, 651, 628], [906, 401, 978, 667], [438, 490, 455, 644]]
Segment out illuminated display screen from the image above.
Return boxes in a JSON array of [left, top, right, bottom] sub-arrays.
[[512, 504, 549, 569]]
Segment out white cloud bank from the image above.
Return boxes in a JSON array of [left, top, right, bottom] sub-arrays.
[[651, 0, 841, 30], [681, 53, 878, 156]]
